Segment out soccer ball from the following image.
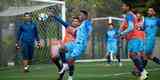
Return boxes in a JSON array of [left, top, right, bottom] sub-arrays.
[[38, 13, 48, 21]]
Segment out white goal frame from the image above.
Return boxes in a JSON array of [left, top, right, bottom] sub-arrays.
[[31, 0, 66, 40]]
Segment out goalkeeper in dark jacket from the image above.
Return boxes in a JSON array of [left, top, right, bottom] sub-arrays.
[[16, 12, 40, 72]]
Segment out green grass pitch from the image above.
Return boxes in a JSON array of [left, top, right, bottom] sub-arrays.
[[0, 61, 160, 80]]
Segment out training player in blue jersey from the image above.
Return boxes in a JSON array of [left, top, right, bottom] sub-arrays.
[[120, 3, 147, 80], [58, 10, 92, 80], [105, 21, 122, 66], [142, 7, 160, 69], [16, 13, 40, 72]]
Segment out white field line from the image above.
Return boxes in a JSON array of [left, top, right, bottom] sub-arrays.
[[76, 68, 160, 78], [3, 68, 160, 78]]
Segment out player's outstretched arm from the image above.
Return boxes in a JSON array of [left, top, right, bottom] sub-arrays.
[[120, 14, 134, 35], [52, 16, 69, 28]]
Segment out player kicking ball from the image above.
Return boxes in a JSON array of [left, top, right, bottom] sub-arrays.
[[105, 20, 122, 66], [47, 9, 81, 80], [58, 10, 92, 80]]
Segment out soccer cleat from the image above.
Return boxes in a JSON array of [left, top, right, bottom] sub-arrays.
[[143, 69, 149, 77], [24, 65, 30, 72], [68, 76, 73, 80], [119, 62, 123, 67], [59, 63, 69, 74], [140, 70, 148, 80]]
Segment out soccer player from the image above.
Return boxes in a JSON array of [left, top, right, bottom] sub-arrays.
[[58, 10, 92, 80], [142, 7, 160, 68], [48, 10, 81, 80], [120, 3, 147, 80], [16, 12, 40, 72], [105, 20, 122, 66]]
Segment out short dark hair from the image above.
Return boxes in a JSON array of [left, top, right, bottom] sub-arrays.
[[124, 2, 133, 10], [80, 10, 88, 16], [148, 6, 157, 12], [48, 8, 55, 13], [72, 16, 81, 22]]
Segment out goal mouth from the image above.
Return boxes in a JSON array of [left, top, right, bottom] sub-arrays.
[[0, 0, 66, 64]]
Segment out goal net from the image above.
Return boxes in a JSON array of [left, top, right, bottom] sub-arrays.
[[0, 0, 66, 66]]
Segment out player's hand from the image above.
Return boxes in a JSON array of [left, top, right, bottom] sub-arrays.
[[36, 41, 41, 48], [16, 43, 20, 51]]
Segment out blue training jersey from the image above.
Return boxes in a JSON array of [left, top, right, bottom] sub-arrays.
[[17, 21, 39, 42], [75, 19, 92, 45], [143, 17, 160, 40], [106, 28, 119, 42]]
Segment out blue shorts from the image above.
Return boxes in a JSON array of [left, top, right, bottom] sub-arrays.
[[144, 39, 155, 55], [128, 39, 144, 53], [106, 41, 118, 55], [65, 41, 86, 60], [21, 41, 34, 60]]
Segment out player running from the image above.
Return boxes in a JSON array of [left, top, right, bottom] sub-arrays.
[[16, 12, 40, 72], [120, 3, 147, 80], [58, 10, 92, 80], [142, 7, 160, 69], [48, 10, 81, 80], [105, 20, 122, 66]]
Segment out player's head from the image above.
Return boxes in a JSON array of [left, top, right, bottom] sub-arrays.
[[24, 12, 32, 21], [106, 20, 114, 29], [71, 16, 81, 28], [79, 10, 88, 21], [147, 7, 156, 16], [47, 8, 55, 16], [136, 11, 143, 20], [121, 3, 132, 13]]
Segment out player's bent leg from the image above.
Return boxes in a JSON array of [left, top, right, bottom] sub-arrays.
[[52, 57, 62, 71], [128, 39, 147, 79], [68, 60, 75, 80], [149, 55, 160, 64]]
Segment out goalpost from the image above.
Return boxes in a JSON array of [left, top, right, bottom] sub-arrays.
[[0, 0, 66, 65]]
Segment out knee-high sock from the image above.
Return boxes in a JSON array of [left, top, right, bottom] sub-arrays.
[[107, 54, 111, 63], [131, 56, 144, 72], [116, 54, 121, 63], [69, 64, 74, 76], [52, 57, 61, 71], [58, 71, 65, 80], [153, 57, 160, 64], [59, 50, 67, 63]]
